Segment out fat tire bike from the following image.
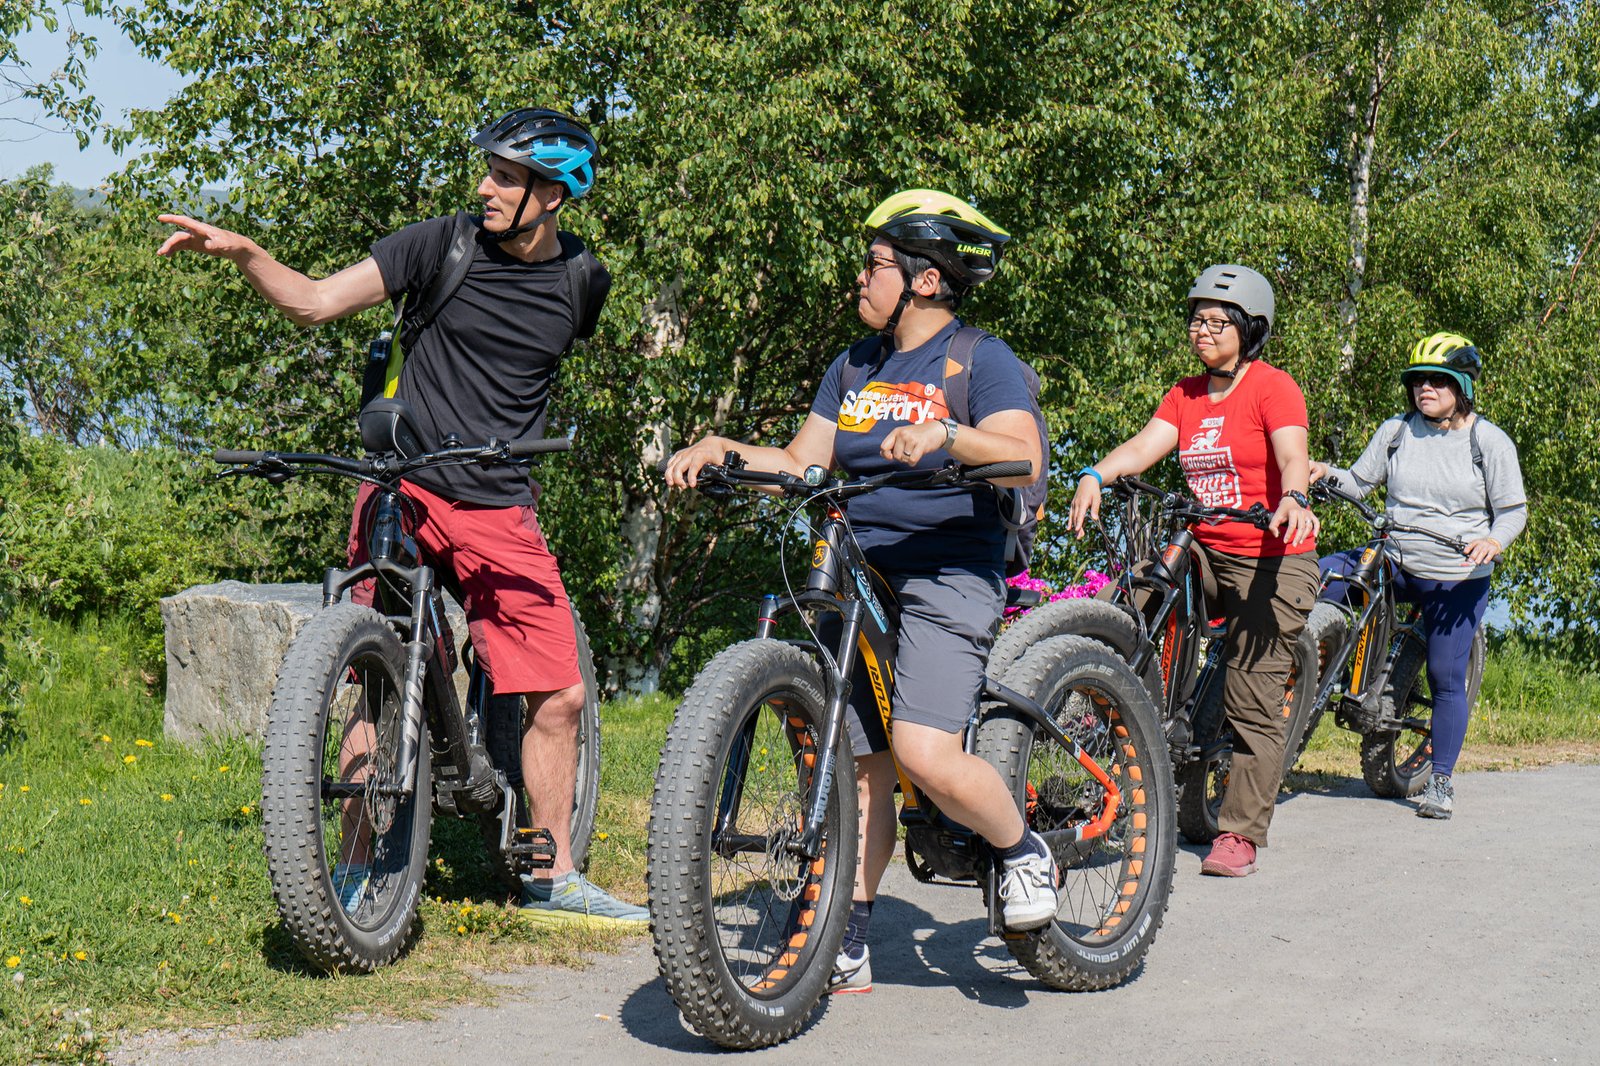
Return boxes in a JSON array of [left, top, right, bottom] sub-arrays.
[[648, 455, 1175, 1049], [214, 398, 601, 972], [994, 477, 1321, 845], [1294, 475, 1487, 798]]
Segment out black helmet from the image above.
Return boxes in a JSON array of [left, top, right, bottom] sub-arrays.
[[864, 189, 1011, 292], [472, 109, 597, 200]]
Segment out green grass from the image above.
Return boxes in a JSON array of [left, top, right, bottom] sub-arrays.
[[0, 615, 675, 1063]]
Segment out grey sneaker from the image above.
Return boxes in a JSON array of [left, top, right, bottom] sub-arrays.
[[999, 832, 1060, 931], [518, 871, 649, 928], [1417, 773, 1454, 820], [828, 945, 872, 994]]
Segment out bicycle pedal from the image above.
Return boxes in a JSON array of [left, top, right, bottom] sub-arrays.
[[508, 827, 557, 870]]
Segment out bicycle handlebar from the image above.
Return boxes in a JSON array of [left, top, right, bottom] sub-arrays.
[[691, 455, 1033, 502], [1311, 475, 1470, 556], [211, 436, 572, 481], [1106, 475, 1273, 530]]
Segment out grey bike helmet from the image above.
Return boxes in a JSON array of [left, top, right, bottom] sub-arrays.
[[1187, 264, 1275, 327], [1187, 264, 1275, 375]]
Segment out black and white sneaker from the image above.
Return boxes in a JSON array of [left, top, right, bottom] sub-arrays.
[[1416, 773, 1454, 819]]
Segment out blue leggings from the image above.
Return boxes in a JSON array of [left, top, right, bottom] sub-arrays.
[[1319, 551, 1489, 777]]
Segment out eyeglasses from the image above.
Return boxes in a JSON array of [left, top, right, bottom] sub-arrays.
[[1186, 315, 1233, 336], [863, 250, 900, 277], [1409, 372, 1455, 389]]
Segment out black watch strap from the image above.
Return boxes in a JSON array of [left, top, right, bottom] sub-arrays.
[[1284, 490, 1310, 509]]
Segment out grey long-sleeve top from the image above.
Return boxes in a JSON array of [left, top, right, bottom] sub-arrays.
[[1323, 413, 1528, 581]]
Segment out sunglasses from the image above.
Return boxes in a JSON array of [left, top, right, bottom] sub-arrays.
[[1409, 372, 1456, 389], [863, 249, 900, 276]]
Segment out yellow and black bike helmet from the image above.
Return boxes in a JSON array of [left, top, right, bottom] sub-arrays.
[[1402, 332, 1481, 402], [864, 189, 1011, 292]]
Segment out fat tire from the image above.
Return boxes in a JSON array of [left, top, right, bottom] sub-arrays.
[[1176, 629, 1314, 844], [976, 636, 1175, 990], [480, 602, 602, 884], [648, 640, 857, 1048], [991, 598, 1158, 700], [1289, 603, 1347, 767], [1360, 626, 1486, 798], [261, 603, 432, 972]]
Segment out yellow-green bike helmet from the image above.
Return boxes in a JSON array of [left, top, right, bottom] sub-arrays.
[[864, 189, 1011, 291], [1402, 331, 1481, 402]]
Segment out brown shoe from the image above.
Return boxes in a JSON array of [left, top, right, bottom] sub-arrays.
[[1200, 832, 1258, 876]]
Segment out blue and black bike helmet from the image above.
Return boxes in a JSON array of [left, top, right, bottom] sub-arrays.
[[472, 108, 597, 241]]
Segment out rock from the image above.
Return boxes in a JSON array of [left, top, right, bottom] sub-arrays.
[[159, 580, 469, 745]]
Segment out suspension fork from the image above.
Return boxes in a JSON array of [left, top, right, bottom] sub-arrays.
[[791, 600, 866, 860]]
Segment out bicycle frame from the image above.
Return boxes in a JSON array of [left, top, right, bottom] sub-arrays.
[[319, 483, 508, 821], [743, 495, 1124, 865]]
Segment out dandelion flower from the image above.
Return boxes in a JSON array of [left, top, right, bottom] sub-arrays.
[[18, 896, 31, 906], [18, 786, 29, 793], [123, 755, 137, 765], [240, 805, 253, 815], [170, 914, 183, 924], [98, 735, 111, 743], [457, 924, 467, 934], [135, 739, 153, 748], [73, 951, 87, 961], [79, 798, 92, 806], [5, 956, 18, 968], [161, 794, 174, 802], [597, 832, 609, 841], [217, 765, 230, 774]]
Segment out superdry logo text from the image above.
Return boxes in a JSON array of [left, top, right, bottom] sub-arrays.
[[837, 380, 951, 432]]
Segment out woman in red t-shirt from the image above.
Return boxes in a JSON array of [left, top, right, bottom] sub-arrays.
[[1067, 265, 1320, 878]]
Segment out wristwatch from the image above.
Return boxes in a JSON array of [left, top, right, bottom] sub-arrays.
[[1283, 490, 1310, 509], [939, 417, 959, 450]]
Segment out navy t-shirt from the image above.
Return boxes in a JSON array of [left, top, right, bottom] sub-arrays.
[[810, 320, 1035, 574], [370, 216, 579, 506]]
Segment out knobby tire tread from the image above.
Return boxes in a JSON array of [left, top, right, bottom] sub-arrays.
[[976, 635, 1176, 991], [260, 603, 431, 973], [648, 640, 856, 1049]]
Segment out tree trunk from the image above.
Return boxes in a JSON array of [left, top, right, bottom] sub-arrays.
[[1337, 35, 1389, 377], [603, 280, 683, 695]]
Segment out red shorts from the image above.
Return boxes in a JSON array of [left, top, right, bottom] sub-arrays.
[[346, 479, 581, 695]]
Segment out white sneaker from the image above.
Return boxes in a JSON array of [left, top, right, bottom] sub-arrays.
[[828, 945, 872, 994], [999, 834, 1059, 931]]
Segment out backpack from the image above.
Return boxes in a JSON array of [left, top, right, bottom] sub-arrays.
[[839, 325, 1049, 577], [1385, 410, 1491, 518], [360, 211, 611, 409]]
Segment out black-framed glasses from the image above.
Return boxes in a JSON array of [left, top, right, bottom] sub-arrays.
[[863, 249, 900, 277], [1186, 315, 1233, 336], [1409, 372, 1455, 389]]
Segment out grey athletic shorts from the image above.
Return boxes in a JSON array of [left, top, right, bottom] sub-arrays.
[[824, 569, 1005, 757]]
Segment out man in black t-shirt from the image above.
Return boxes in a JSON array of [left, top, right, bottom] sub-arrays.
[[157, 110, 645, 925]]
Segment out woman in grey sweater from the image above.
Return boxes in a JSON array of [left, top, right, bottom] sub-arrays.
[[1311, 332, 1526, 820]]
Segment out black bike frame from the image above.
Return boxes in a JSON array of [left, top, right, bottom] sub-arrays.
[[744, 497, 1123, 863]]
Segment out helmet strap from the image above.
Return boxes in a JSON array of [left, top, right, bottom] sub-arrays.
[[490, 181, 555, 244], [1205, 366, 1237, 379], [879, 286, 915, 351]]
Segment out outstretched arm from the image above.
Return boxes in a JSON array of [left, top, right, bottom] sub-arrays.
[[157, 214, 390, 326]]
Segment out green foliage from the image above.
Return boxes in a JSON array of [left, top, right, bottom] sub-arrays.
[[11, 0, 1594, 688], [0, 436, 334, 665], [1, 1, 103, 146]]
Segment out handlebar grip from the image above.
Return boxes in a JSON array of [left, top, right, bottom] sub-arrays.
[[960, 460, 1033, 481], [507, 437, 572, 458], [213, 449, 266, 464]]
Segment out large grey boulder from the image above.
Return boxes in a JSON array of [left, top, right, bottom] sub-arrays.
[[160, 580, 469, 745]]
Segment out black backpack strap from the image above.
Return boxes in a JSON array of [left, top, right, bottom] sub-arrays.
[[940, 325, 986, 426], [398, 211, 478, 352], [557, 230, 611, 345]]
